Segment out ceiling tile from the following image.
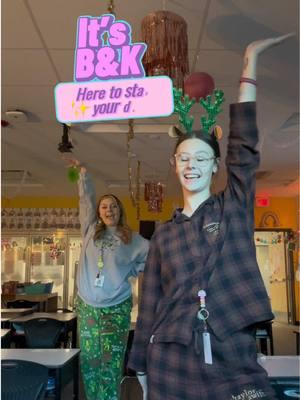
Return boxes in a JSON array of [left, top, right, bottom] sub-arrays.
[[2, 0, 43, 49], [2, 49, 58, 85]]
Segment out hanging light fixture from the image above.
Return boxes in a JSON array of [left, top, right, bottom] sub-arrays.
[[141, 10, 189, 89]]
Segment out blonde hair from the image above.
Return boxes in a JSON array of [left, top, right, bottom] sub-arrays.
[[93, 194, 132, 244]]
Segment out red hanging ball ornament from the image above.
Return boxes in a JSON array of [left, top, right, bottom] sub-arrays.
[[184, 72, 215, 101]]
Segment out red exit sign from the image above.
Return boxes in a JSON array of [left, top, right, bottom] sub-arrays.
[[255, 196, 270, 207]]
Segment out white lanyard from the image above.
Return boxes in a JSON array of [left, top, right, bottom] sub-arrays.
[[197, 290, 213, 364]]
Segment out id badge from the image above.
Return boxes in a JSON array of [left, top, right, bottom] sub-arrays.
[[94, 274, 105, 287], [203, 332, 213, 364]]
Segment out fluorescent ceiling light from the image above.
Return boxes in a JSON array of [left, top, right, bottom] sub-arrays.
[[72, 123, 170, 134]]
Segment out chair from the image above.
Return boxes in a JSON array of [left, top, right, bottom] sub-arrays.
[[1, 359, 48, 400], [6, 300, 39, 348], [24, 318, 64, 348], [7, 300, 39, 310], [255, 320, 274, 355]]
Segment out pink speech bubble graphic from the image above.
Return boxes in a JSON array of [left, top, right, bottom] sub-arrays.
[[54, 76, 173, 123]]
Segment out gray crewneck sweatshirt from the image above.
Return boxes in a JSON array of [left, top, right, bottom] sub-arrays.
[[76, 172, 149, 307]]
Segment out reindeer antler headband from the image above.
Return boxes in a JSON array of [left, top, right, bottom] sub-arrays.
[[169, 87, 225, 138]]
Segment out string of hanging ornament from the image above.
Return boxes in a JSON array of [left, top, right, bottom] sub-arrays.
[[105, 0, 141, 220], [107, 0, 115, 15], [255, 234, 283, 245], [127, 119, 141, 220], [107, 0, 164, 215], [255, 231, 296, 248]]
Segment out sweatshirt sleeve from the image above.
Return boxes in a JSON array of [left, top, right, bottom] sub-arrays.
[[78, 172, 97, 236], [225, 101, 259, 233], [130, 234, 150, 277]]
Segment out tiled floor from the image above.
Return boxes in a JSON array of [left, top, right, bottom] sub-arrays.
[[60, 321, 299, 400]]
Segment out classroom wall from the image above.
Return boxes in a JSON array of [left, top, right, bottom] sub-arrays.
[[3, 194, 299, 322]]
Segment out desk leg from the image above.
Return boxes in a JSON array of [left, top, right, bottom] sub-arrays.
[[72, 320, 77, 348], [260, 338, 268, 355], [55, 368, 62, 400], [297, 333, 300, 356], [73, 354, 79, 400]]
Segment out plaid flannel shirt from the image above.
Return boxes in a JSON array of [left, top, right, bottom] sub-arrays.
[[129, 102, 274, 372]]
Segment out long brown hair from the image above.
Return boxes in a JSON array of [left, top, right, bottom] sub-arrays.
[[93, 194, 132, 244]]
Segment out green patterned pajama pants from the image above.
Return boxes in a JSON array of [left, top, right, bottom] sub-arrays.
[[76, 296, 132, 400]]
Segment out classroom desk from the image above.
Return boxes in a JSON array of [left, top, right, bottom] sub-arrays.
[[258, 355, 300, 398], [1, 307, 35, 318], [2, 293, 58, 312], [10, 312, 77, 348], [293, 330, 299, 355], [258, 355, 300, 378], [2, 348, 80, 400]]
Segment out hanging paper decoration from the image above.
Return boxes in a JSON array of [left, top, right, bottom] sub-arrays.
[[184, 72, 215, 101], [49, 239, 65, 260], [141, 10, 189, 89], [144, 181, 163, 213]]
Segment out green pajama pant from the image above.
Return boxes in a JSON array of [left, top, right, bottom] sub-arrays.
[[76, 296, 132, 400]]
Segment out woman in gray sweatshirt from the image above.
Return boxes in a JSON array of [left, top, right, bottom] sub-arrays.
[[75, 164, 149, 400]]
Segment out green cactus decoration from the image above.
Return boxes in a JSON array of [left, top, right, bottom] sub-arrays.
[[173, 87, 225, 135], [173, 87, 196, 133], [200, 89, 225, 133]]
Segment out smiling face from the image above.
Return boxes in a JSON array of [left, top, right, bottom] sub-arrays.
[[98, 196, 121, 227], [175, 138, 218, 195]]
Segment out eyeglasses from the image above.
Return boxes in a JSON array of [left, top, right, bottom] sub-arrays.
[[173, 152, 216, 167]]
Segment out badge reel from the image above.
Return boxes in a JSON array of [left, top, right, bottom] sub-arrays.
[[197, 290, 213, 365]]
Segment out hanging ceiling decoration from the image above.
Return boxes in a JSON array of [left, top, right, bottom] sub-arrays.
[[107, 0, 115, 15], [144, 181, 163, 213], [127, 119, 141, 220], [141, 10, 189, 89]]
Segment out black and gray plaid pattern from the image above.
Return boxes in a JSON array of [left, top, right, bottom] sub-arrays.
[[129, 102, 275, 399], [146, 327, 277, 400]]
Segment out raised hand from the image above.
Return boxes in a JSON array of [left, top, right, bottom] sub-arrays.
[[245, 33, 294, 58], [239, 33, 294, 102], [61, 154, 80, 167]]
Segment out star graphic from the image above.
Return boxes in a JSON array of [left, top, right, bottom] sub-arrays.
[[71, 100, 91, 117], [79, 102, 90, 115]]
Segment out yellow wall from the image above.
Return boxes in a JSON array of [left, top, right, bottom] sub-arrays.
[[3, 195, 296, 229], [254, 197, 298, 231], [2, 196, 182, 230], [3, 195, 299, 322]]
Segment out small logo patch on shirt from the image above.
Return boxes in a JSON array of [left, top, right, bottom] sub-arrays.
[[203, 222, 220, 235], [230, 389, 266, 399]]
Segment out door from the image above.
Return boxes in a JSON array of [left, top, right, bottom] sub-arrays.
[[255, 230, 295, 323], [29, 234, 66, 308]]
